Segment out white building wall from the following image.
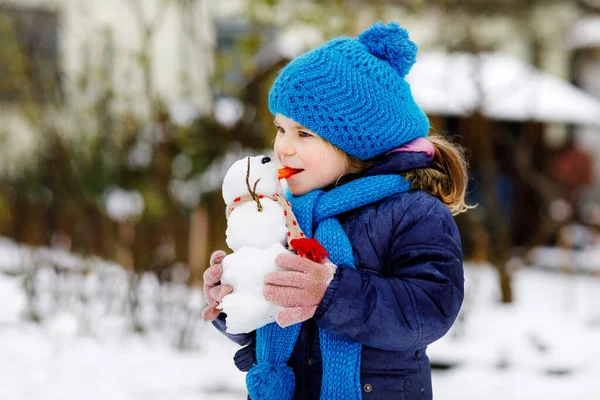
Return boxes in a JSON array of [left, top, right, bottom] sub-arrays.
[[0, 0, 223, 176], [2, 0, 215, 120]]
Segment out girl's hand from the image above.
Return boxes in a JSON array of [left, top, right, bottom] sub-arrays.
[[202, 250, 233, 322], [263, 253, 337, 328]]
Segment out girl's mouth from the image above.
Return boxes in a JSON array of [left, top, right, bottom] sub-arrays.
[[278, 167, 304, 180]]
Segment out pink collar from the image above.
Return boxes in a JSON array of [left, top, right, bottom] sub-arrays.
[[385, 137, 434, 158]]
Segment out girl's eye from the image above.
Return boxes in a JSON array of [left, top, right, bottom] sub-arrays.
[[276, 126, 285, 134], [299, 131, 312, 138]]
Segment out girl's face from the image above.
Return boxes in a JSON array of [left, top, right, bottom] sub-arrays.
[[273, 113, 358, 196]]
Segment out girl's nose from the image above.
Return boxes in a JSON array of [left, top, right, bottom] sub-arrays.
[[274, 134, 295, 157]]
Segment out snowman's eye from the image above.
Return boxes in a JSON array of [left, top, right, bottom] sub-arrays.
[[261, 157, 271, 164]]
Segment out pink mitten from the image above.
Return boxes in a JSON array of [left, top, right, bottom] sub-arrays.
[[263, 253, 337, 328], [201, 250, 233, 322]]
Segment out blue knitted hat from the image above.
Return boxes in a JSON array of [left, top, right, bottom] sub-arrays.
[[269, 21, 430, 160]]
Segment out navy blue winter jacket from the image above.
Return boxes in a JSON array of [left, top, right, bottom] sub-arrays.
[[212, 152, 465, 399]]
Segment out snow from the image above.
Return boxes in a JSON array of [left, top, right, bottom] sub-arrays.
[[172, 153, 193, 179], [213, 97, 245, 128], [407, 52, 600, 126], [0, 321, 247, 400], [429, 264, 600, 399], [569, 17, 600, 49], [276, 25, 324, 60], [0, 237, 247, 399], [220, 155, 287, 333], [525, 224, 600, 272], [2, 236, 600, 399], [127, 141, 154, 170], [220, 244, 287, 334], [221, 155, 283, 207], [103, 187, 145, 222], [226, 200, 289, 251], [169, 101, 201, 127], [528, 246, 600, 273]]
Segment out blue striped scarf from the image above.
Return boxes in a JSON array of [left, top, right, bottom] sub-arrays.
[[246, 174, 411, 400]]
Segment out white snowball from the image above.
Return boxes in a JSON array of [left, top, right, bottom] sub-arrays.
[[222, 156, 283, 205], [220, 243, 288, 334], [226, 199, 289, 251], [219, 155, 293, 334]]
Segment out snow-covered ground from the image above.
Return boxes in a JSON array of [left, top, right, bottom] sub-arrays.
[[429, 264, 600, 400], [2, 239, 600, 399], [0, 269, 247, 400]]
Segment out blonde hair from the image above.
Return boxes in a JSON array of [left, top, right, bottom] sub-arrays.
[[331, 133, 472, 216]]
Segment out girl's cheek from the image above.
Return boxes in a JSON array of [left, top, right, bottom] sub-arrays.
[[317, 154, 334, 178]]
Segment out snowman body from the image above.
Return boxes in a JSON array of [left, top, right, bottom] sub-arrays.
[[218, 156, 289, 334]]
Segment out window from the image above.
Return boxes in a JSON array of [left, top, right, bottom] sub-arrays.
[[0, 5, 61, 103]]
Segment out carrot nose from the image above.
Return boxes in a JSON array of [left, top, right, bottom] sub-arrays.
[[278, 167, 302, 180]]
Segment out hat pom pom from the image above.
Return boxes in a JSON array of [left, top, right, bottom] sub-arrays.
[[358, 21, 417, 78]]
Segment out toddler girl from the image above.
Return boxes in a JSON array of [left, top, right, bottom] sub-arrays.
[[203, 21, 467, 400]]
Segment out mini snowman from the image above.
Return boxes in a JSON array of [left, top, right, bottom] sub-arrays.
[[218, 155, 328, 334]]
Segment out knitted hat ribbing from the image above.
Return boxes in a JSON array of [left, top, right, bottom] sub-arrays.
[[269, 21, 430, 160]]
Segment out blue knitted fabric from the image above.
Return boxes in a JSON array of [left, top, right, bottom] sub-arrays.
[[268, 21, 430, 160], [246, 174, 411, 400]]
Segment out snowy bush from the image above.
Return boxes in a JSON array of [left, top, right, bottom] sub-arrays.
[[0, 237, 206, 350]]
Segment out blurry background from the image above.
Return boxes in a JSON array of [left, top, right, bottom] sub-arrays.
[[1, 0, 600, 399]]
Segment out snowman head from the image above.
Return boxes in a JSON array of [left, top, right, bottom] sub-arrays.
[[222, 155, 284, 205]]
